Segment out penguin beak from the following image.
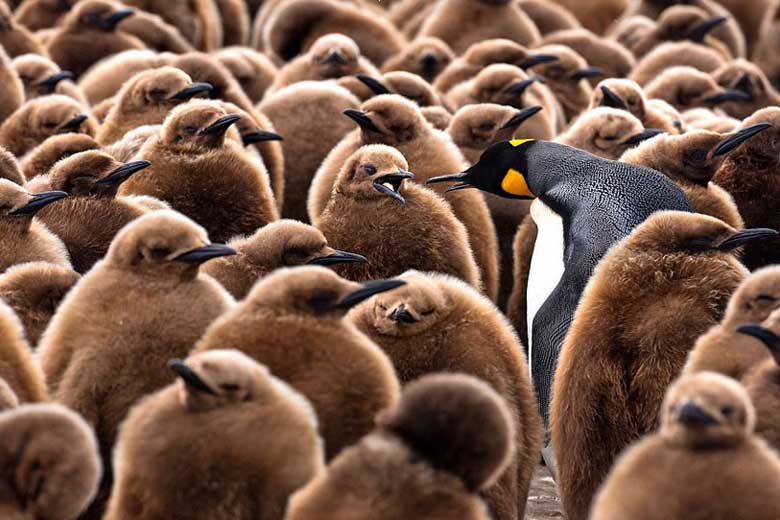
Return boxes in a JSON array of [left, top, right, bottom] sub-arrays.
[[9, 191, 68, 216], [503, 77, 536, 96], [736, 325, 780, 364], [427, 170, 475, 193], [95, 160, 151, 187], [336, 279, 406, 309], [390, 304, 418, 324], [712, 123, 772, 156], [623, 128, 665, 145], [318, 50, 349, 65], [168, 359, 217, 396], [242, 131, 283, 145], [171, 82, 213, 101], [307, 249, 368, 266], [174, 244, 237, 263], [356, 75, 391, 96], [372, 171, 415, 203], [515, 54, 558, 69], [599, 85, 627, 110], [704, 89, 753, 105], [102, 8, 135, 30], [420, 53, 439, 72], [62, 114, 87, 130], [570, 67, 605, 82], [200, 114, 241, 136], [677, 402, 718, 427], [343, 109, 381, 133], [34, 70, 75, 88], [501, 105, 543, 130], [715, 228, 778, 251], [688, 15, 728, 42]]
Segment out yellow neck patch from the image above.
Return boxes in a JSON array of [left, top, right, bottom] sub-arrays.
[[509, 138, 534, 147], [501, 168, 535, 197]]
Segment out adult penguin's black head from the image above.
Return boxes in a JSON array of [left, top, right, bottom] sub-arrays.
[[427, 139, 538, 199]]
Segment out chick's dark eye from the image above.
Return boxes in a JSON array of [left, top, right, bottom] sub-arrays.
[[363, 165, 377, 175], [185, 126, 197, 134], [150, 88, 166, 99], [479, 123, 495, 132], [690, 149, 707, 162], [285, 249, 308, 260], [721, 406, 734, 417], [421, 309, 435, 316], [150, 248, 170, 259]]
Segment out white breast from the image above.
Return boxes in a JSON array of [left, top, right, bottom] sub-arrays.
[[526, 198, 565, 371]]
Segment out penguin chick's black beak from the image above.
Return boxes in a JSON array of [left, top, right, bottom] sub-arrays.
[[716, 228, 778, 251], [501, 105, 543, 130], [200, 114, 241, 136], [102, 8, 134, 30], [504, 77, 536, 96], [624, 128, 665, 145], [8, 191, 68, 216], [95, 160, 151, 187], [168, 359, 217, 396], [420, 53, 438, 72], [307, 250, 368, 266], [171, 82, 213, 101], [516, 54, 559, 69], [599, 85, 627, 110], [337, 279, 406, 309], [736, 324, 780, 364], [391, 305, 418, 324], [704, 89, 753, 105], [174, 244, 237, 263], [356, 75, 391, 96], [677, 402, 718, 427], [318, 51, 349, 65], [62, 114, 87, 130], [570, 67, 605, 82], [34, 70, 75, 88], [688, 15, 728, 42], [373, 171, 415, 204], [242, 131, 283, 146], [343, 109, 382, 133], [712, 123, 772, 156]]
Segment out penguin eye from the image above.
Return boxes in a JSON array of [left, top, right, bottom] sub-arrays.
[[44, 121, 57, 129], [721, 406, 734, 417], [150, 248, 170, 259], [284, 249, 309, 263], [756, 294, 778, 303], [479, 123, 495, 132], [150, 88, 166, 100], [220, 383, 240, 392], [309, 291, 339, 311], [690, 149, 707, 162], [185, 126, 197, 135], [420, 309, 435, 316], [363, 165, 377, 175]]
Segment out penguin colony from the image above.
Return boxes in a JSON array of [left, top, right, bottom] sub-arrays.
[[2, 0, 780, 519]]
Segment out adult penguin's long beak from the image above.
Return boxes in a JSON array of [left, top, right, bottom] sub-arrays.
[[624, 128, 665, 145], [715, 228, 778, 251], [95, 160, 151, 187], [174, 244, 237, 263], [427, 169, 475, 193], [712, 123, 772, 156], [705, 89, 753, 105], [242, 131, 283, 145], [34, 70, 75, 88], [168, 359, 217, 395], [201, 114, 241, 136], [516, 54, 558, 69], [502, 106, 543, 130], [599, 85, 627, 110], [688, 15, 728, 42], [356, 75, 391, 95], [307, 249, 367, 266], [343, 109, 382, 133]]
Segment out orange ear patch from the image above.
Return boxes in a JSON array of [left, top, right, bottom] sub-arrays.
[[501, 168, 535, 197]]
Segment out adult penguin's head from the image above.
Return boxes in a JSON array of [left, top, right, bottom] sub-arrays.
[[427, 139, 538, 199]]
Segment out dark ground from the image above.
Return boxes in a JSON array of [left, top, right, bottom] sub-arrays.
[[526, 465, 563, 519]]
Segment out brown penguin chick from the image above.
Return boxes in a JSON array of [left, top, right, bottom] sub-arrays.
[[0, 94, 96, 157], [753, 3, 780, 91], [123, 0, 223, 51], [712, 59, 780, 120], [620, 125, 774, 228], [349, 272, 542, 520], [684, 266, 780, 379], [646, 99, 686, 135], [193, 266, 401, 459], [388, 0, 436, 39], [287, 373, 514, 520], [267, 33, 380, 95], [119, 101, 279, 243], [0, 299, 47, 402], [629, 5, 732, 59], [529, 44, 599, 122], [433, 38, 558, 97], [260, 0, 405, 67], [202, 219, 367, 300], [551, 211, 767, 520], [77, 49, 166, 105], [259, 81, 360, 222], [643, 66, 752, 113], [309, 95, 500, 301], [96, 67, 212, 145], [172, 52, 255, 113], [32, 150, 153, 273], [0, 403, 101, 520], [0, 179, 70, 272], [0, 262, 79, 347], [37, 209, 235, 520], [380, 36, 454, 84], [712, 107, 780, 270], [45, 0, 145, 78], [542, 29, 635, 86], [11, 54, 86, 105], [553, 0, 627, 35], [630, 41, 727, 87], [102, 124, 159, 163], [315, 145, 482, 290], [0, 1, 46, 58], [518, 0, 579, 35], [214, 0, 249, 46], [418, 0, 540, 55], [104, 349, 324, 520], [589, 78, 680, 135], [344, 71, 444, 108], [557, 107, 660, 160], [0, 147, 24, 186], [591, 372, 780, 520], [20, 133, 100, 181], [422, 106, 452, 131], [13, 0, 77, 32], [607, 14, 655, 51], [0, 47, 23, 125], [215, 46, 278, 104], [115, 9, 194, 53]]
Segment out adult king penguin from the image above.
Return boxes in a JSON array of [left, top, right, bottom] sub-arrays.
[[428, 139, 693, 430]]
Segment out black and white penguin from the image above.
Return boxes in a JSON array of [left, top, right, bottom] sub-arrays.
[[428, 139, 693, 432]]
